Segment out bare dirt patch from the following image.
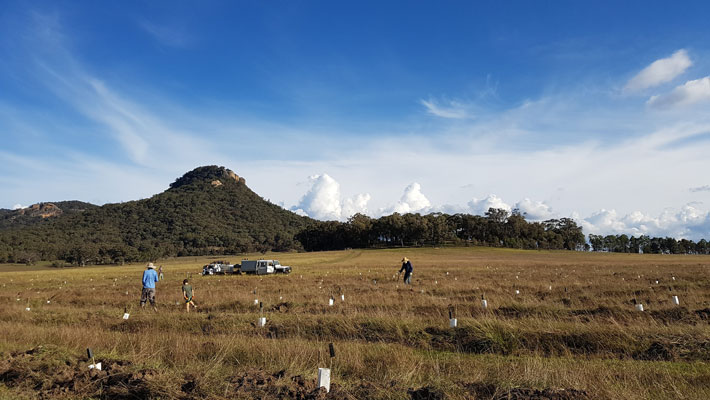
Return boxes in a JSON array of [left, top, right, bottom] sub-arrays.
[[463, 383, 591, 399], [0, 346, 159, 399]]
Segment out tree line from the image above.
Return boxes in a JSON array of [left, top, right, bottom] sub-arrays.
[[296, 209, 587, 252], [588, 234, 710, 254]]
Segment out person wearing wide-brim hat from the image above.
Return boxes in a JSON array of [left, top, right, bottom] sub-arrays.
[[399, 257, 413, 285], [140, 262, 159, 312]]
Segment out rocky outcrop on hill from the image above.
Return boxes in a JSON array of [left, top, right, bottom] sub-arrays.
[[0, 201, 97, 229], [17, 203, 63, 218], [169, 165, 246, 189]]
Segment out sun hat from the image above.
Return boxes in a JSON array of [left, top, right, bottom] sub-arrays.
[[147, 262, 156, 269], [402, 257, 409, 263]]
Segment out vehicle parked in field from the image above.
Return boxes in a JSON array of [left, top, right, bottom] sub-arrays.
[[240, 259, 291, 275], [202, 260, 235, 275], [273, 260, 292, 274]]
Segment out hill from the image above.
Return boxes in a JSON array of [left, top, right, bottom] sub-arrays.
[[0, 166, 312, 264], [0, 201, 98, 229]]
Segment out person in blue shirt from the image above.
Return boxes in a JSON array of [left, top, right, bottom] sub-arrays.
[[399, 257, 413, 285], [140, 262, 159, 312]]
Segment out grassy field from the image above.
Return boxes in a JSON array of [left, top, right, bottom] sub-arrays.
[[1, 247, 709, 399]]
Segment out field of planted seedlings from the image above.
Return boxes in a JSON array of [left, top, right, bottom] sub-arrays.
[[1, 247, 710, 399]]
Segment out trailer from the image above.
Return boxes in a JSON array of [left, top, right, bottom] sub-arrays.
[[202, 260, 235, 275], [240, 259, 291, 275]]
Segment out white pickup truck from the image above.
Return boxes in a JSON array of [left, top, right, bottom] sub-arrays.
[[239, 259, 292, 275]]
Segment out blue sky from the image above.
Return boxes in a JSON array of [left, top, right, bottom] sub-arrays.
[[2, 1, 710, 239]]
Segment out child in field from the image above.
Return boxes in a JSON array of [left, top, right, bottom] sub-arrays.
[[182, 279, 197, 312], [158, 265, 164, 281]]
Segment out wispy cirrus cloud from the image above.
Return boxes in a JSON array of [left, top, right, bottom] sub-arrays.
[[20, 12, 219, 168], [624, 49, 691, 92], [420, 98, 473, 119]]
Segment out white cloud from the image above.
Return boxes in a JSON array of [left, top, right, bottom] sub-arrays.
[[12, 204, 26, 210], [578, 204, 710, 239], [294, 174, 342, 220], [578, 209, 628, 234], [292, 208, 308, 217], [647, 76, 710, 109], [375, 183, 432, 216], [468, 194, 511, 215], [293, 174, 370, 221], [461, 195, 555, 221], [420, 98, 472, 119], [624, 49, 692, 92], [515, 198, 555, 220], [342, 193, 371, 218], [387, 182, 431, 214]]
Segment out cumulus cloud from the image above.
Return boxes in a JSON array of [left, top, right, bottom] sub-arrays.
[[343, 193, 372, 218], [386, 183, 432, 214], [468, 194, 511, 215], [624, 49, 692, 92], [420, 98, 472, 119], [12, 204, 26, 210], [514, 198, 555, 220], [464, 195, 556, 220], [293, 174, 370, 221], [578, 209, 629, 234], [292, 208, 308, 217], [294, 174, 342, 220], [647, 77, 710, 109], [578, 204, 710, 239]]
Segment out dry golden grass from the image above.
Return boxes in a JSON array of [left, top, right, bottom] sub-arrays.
[[1, 247, 710, 399]]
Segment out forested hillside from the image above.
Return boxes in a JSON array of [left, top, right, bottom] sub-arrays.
[[0, 166, 310, 264]]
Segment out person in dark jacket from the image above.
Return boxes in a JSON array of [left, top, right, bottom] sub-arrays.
[[399, 257, 413, 284]]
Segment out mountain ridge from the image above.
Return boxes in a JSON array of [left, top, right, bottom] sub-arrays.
[[0, 201, 98, 229]]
